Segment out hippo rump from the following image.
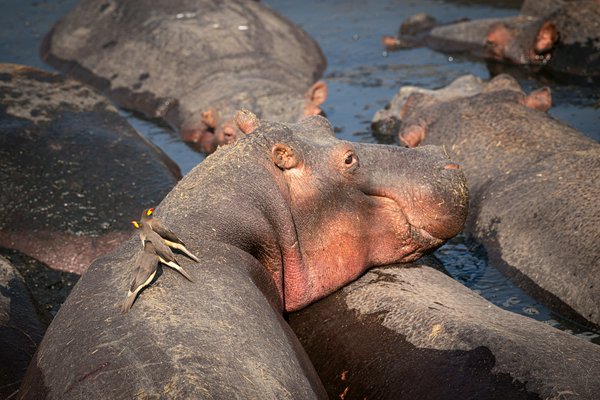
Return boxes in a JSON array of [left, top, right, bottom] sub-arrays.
[[17, 114, 467, 398], [372, 73, 600, 327], [0, 256, 46, 399], [0, 64, 180, 274], [289, 260, 600, 400], [42, 0, 328, 153], [384, 0, 600, 81]]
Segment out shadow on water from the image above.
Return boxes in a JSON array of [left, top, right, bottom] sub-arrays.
[[1, 0, 598, 340]]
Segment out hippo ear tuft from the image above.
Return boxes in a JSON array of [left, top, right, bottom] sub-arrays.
[[271, 143, 300, 170], [235, 109, 260, 134]]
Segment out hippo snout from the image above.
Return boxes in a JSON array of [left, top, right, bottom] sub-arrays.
[[401, 145, 469, 240]]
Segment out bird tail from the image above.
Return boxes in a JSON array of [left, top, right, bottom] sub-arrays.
[[166, 241, 200, 262], [163, 260, 194, 282], [121, 291, 137, 314]]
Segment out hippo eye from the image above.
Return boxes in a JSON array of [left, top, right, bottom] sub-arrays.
[[343, 151, 359, 170]]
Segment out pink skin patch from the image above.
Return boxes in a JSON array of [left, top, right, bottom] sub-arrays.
[[399, 124, 426, 147]]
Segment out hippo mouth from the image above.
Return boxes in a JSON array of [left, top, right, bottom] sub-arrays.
[[364, 162, 467, 244]]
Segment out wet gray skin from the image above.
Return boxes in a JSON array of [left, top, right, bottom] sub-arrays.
[[18, 116, 467, 399]]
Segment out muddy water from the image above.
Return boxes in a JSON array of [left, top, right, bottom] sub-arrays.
[[1, 0, 598, 341]]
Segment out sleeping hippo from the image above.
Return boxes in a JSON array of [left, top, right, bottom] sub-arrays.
[[384, 0, 600, 81], [42, 0, 328, 153], [372, 73, 600, 327], [18, 114, 467, 398]]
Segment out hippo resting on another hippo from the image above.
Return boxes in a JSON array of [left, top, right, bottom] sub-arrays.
[[18, 114, 467, 398], [384, 0, 600, 81], [372, 73, 600, 327], [0, 64, 180, 275], [289, 259, 600, 400], [42, 0, 328, 154]]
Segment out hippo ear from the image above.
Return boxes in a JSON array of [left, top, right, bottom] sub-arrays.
[[234, 109, 260, 134], [534, 22, 558, 54], [201, 108, 219, 129], [398, 124, 426, 148], [271, 143, 300, 170], [304, 81, 328, 116], [521, 87, 552, 112]]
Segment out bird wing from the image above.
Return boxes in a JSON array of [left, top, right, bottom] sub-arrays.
[[130, 249, 159, 292], [151, 219, 184, 245], [145, 229, 178, 263]]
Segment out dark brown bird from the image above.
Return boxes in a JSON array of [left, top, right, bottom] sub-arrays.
[[131, 219, 194, 282], [141, 208, 200, 262], [121, 241, 159, 313]]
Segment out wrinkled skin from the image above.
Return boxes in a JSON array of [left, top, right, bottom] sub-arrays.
[[385, 0, 600, 80], [19, 115, 467, 398], [0, 64, 180, 274], [42, 0, 328, 153], [289, 260, 600, 400], [372, 73, 600, 327]]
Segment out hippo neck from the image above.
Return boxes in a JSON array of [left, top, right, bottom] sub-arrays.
[[160, 135, 304, 311]]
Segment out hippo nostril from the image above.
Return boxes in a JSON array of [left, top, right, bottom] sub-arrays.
[[444, 163, 460, 170]]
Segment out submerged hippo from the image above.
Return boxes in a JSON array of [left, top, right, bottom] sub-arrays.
[[372, 74, 600, 327], [289, 260, 600, 400], [385, 0, 600, 81], [18, 114, 467, 398], [0, 64, 180, 275], [42, 0, 328, 153]]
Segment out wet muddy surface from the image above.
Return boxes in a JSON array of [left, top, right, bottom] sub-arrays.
[[1, 0, 598, 341]]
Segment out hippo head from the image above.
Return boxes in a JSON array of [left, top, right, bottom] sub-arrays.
[[372, 74, 551, 148], [179, 81, 328, 154], [484, 18, 559, 65], [256, 115, 468, 310]]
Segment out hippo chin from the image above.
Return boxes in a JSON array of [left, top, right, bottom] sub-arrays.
[[19, 114, 467, 398]]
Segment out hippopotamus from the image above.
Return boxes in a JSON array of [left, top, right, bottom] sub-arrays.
[[289, 259, 600, 400], [0, 256, 46, 399], [0, 64, 180, 274], [18, 114, 467, 398], [42, 0, 328, 154], [372, 73, 600, 327], [384, 0, 600, 81]]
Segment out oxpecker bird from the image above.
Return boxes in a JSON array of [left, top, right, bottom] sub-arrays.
[[141, 208, 200, 262]]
